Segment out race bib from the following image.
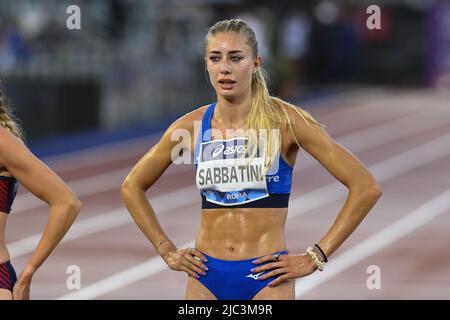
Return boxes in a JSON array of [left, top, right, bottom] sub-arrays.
[[196, 138, 269, 206]]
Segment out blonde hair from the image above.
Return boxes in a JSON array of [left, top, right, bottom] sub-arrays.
[[205, 19, 325, 171], [0, 81, 24, 141]]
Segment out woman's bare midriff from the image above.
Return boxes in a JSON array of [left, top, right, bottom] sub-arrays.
[[195, 207, 288, 260]]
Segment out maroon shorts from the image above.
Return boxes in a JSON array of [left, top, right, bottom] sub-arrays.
[[0, 261, 17, 292]]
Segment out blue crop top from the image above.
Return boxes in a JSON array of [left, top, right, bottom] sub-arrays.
[[194, 103, 293, 209], [0, 176, 18, 214]]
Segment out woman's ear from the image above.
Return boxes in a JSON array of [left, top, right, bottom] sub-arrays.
[[253, 56, 262, 72]]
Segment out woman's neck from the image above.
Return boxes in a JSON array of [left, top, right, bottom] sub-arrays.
[[216, 93, 252, 128]]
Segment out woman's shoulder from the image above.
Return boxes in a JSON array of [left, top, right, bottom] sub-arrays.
[[272, 96, 322, 127], [0, 126, 28, 170], [270, 96, 326, 148], [272, 96, 301, 117], [185, 104, 211, 121], [0, 126, 24, 149], [167, 104, 212, 133]]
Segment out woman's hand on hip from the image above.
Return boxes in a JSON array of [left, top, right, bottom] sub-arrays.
[[162, 247, 209, 279], [250, 253, 318, 287]]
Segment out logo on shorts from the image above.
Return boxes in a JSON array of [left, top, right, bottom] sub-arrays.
[[246, 272, 264, 280]]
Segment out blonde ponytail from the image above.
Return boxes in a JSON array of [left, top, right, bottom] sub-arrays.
[[0, 82, 25, 141]]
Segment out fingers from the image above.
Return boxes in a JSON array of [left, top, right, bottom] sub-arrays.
[[250, 261, 284, 274], [253, 254, 313, 286], [256, 267, 290, 281], [268, 273, 291, 287], [180, 265, 201, 279], [179, 247, 209, 279], [185, 257, 207, 276], [252, 252, 285, 265], [187, 248, 208, 272], [190, 248, 208, 263], [252, 254, 274, 265]]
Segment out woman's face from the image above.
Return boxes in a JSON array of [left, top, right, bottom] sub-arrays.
[[206, 32, 260, 100]]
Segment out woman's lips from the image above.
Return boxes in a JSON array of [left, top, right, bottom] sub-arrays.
[[218, 80, 236, 90]]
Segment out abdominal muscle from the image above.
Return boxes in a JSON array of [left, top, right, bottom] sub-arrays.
[[195, 207, 288, 260]]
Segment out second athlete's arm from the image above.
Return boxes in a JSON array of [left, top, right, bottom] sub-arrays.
[[0, 128, 81, 299]]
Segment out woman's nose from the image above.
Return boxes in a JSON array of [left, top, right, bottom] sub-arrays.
[[220, 61, 231, 74]]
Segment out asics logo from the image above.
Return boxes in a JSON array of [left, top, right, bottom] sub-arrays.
[[212, 144, 247, 158], [246, 272, 264, 280], [212, 145, 224, 157]]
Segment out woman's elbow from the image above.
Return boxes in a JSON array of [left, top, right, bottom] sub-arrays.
[[72, 196, 82, 213], [366, 182, 383, 200], [66, 195, 82, 217], [352, 179, 382, 199], [52, 194, 81, 224], [121, 177, 139, 202]]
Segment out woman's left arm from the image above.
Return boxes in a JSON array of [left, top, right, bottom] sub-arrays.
[[291, 113, 382, 259], [0, 128, 82, 299], [252, 109, 382, 286]]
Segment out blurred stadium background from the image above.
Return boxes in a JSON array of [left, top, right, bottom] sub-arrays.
[[1, 0, 449, 299], [2, 0, 448, 150]]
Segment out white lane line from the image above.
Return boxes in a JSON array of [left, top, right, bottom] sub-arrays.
[[8, 185, 197, 258], [13, 167, 132, 212], [12, 100, 450, 213], [336, 101, 449, 151], [56, 132, 450, 300], [294, 187, 450, 298], [289, 133, 450, 215], [13, 163, 193, 212], [57, 241, 195, 300], [9, 209, 131, 258]]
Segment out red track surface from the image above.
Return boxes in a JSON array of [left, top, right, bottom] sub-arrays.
[[6, 88, 450, 299]]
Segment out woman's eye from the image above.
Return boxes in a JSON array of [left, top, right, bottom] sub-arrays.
[[231, 56, 242, 62], [209, 57, 220, 62]]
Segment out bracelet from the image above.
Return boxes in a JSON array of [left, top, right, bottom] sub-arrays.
[[306, 246, 324, 271], [156, 239, 169, 249], [314, 243, 328, 263]]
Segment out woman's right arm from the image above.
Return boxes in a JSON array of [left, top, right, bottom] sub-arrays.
[[121, 120, 182, 253], [120, 115, 208, 278]]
